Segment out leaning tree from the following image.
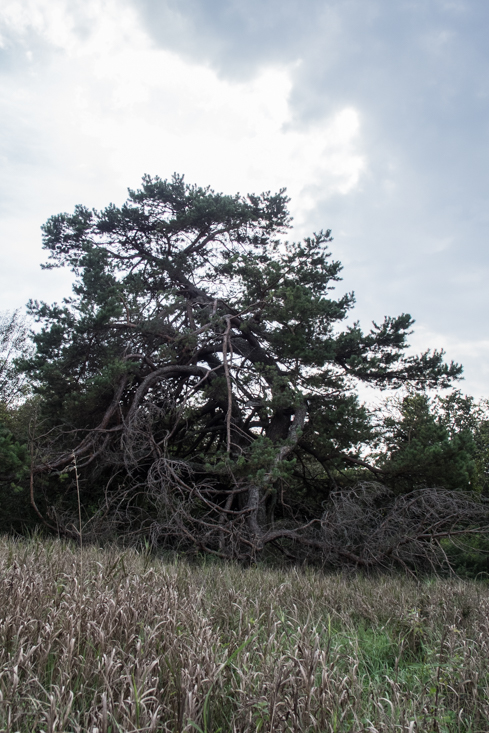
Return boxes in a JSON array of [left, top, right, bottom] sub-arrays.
[[23, 174, 484, 566]]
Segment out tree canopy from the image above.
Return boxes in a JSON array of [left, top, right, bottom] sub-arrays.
[[19, 174, 485, 566]]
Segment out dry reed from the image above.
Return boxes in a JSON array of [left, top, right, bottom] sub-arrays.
[[0, 536, 488, 732]]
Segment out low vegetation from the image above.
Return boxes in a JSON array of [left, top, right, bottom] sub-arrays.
[[1, 536, 488, 732]]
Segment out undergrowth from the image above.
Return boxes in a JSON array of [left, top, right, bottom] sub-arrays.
[[0, 536, 488, 731]]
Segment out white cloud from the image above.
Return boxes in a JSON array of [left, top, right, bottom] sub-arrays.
[[0, 0, 365, 312], [0, 0, 365, 208], [408, 325, 489, 399]]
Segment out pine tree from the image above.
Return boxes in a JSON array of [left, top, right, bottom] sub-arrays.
[[22, 174, 467, 561]]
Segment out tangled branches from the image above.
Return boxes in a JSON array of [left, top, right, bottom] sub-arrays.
[[59, 431, 489, 570], [321, 482, 489, 571]]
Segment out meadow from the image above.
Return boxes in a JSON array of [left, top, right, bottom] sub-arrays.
[[0, 536, 488, 732]]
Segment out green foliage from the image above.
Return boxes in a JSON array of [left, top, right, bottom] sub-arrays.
[[442, 534, 489, 579], [379, 393, 477, 492], [0, 412, 33, 533], [0, 418, 28, 483], [435, 390, 489, 495]]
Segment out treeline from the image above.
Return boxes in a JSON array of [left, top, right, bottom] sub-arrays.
[[0, 175, 488, 573]]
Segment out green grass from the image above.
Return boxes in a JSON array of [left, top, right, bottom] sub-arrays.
[[0, 535, 488, 731]]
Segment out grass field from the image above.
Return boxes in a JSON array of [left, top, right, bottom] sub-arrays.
[[0, 536, 488, 732]]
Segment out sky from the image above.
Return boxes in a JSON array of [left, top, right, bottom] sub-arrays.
[[0, 0, 488, 396]]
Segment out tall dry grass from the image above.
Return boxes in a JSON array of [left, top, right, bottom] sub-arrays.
[[0, 536, 488, 732]]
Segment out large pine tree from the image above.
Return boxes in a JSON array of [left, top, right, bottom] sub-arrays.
[[23, 174, 471, 562]]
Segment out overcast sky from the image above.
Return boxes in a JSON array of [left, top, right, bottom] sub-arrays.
[[1, 0, 488, 396]]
